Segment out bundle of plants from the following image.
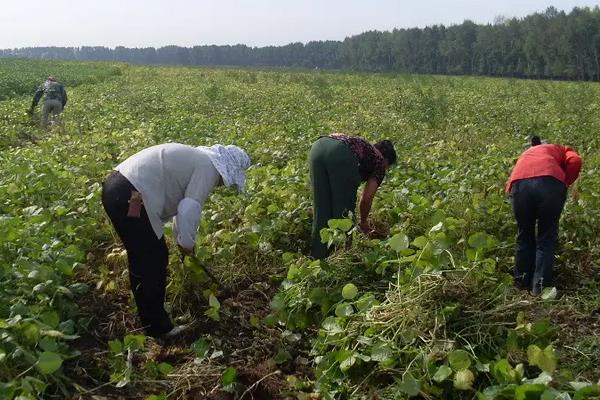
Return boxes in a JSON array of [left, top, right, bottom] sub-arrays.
[[310, 265, 537, 397], [369, 267, 526, 357]]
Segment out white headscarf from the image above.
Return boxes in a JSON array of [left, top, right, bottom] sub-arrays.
[[198, 144, 251, 192]]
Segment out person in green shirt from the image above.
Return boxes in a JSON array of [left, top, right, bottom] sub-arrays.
[[29, 76, 68, 129]]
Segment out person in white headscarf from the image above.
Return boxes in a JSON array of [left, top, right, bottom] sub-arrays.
[[101, 143, 251, 339]]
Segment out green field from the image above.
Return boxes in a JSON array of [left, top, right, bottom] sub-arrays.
[[0, 59, 599, 399]]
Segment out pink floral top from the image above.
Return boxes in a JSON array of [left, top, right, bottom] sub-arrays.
[[329, 133, 386, 186]]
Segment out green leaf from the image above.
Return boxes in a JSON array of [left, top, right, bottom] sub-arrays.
[[205, 307, 220, 321], [108, 339, 123, 354], [270, 293, 286, 311], [157, 362, 174, 376], [191, 338, 210, 359], [308, 287, 327, 305], [398, 373, 420, 397], [527, 344, 542, 365], [36, 351, 63, 374], [432, 365, 453, 383], [341, 283, 358, 300], [466, 248, 480, 261], [328, 218, 353, 232], [371, 343, 393, 362], [40, 311, 60, 328], [412, 236, 429, 248], [124, 335, 146, 351], [355, 294, 378, 312], [322, 316, 343, 335], [468, 232, 488, 249], [448, 349, 471, 370], [475, 362, 490, 372], [527, 345, 557, 374], [574, 385, 600, 400], [274, 349, 291, 364], [389, 233, 410, 252], [531, 319, 554, 337], [506, 330, 519, 352], [22, 322, 41, 345], [335, 303, 354, 317], [222, 366, 237, 386], [429, 222, 444, 233], [209, 294, 220, 309], [515, 384, 546, 400], [540, 287, 557, 300], [492, 359, 518, 384], [336, 350, 357, 372], [39, 337, 58, 352]]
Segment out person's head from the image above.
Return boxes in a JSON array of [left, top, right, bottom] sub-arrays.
[[374, 140, 397, 169], [198, 144, 251, 192], [531, 135, 542, 146], [47, 76, 56, 82]]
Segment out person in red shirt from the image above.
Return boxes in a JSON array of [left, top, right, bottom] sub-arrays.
[[506, 136, 582, 294]]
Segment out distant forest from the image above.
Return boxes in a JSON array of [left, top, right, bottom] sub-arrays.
[[3, 6, 600, 80]]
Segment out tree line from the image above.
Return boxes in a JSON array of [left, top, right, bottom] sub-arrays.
[[2, 6, 600, 80]]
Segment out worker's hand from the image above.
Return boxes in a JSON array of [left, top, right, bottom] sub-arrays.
[[358, 220, 372, 234]]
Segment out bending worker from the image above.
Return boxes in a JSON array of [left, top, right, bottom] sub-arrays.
[[506, 136, 582, 295], [30, 76, 68, 129], [101, 143, 251, 338], [309, 133, 396, 259]]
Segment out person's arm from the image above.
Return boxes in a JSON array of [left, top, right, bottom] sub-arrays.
[[176, 161, 221, 253], [30, 87, 44, 112], [359, 177, 379, 233], [563, 147, 582, 186], [174, 198, 202, 253]]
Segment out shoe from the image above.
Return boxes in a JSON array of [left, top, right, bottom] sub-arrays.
[[162, 325, 189, 339]]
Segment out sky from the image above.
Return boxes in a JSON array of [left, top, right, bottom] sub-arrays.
[[1, 0, 599, 49]]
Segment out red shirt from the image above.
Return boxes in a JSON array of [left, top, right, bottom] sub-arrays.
[[506, 144, 582, 192]]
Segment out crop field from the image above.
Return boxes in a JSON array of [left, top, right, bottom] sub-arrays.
[[0, 58, 599, 399]]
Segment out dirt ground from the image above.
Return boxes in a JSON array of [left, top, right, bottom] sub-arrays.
[[64, 245, 312, 400]]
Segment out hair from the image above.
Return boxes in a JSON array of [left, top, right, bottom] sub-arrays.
[[531, 135, 542, 146], [374, 140, 397, 165], [47, 76, 56, 81]]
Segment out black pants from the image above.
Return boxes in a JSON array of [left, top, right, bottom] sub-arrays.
[[511, 176, 567, 294], [101, 171, 174, 337]]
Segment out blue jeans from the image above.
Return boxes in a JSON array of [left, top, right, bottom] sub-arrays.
[[511, 176, 566, 294]]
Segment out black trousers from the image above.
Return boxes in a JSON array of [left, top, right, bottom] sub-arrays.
[[511, 176, 567, 294], [101, 171, 174, 337]]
